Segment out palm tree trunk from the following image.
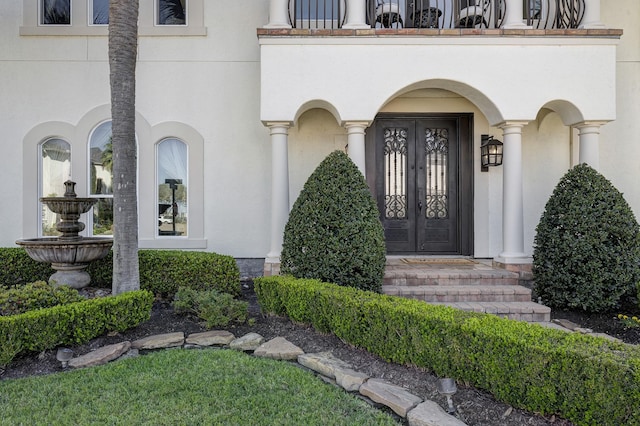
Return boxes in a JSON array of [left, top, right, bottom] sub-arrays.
[[109, 0, 140, 294]]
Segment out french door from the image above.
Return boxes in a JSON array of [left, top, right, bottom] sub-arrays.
[[375, 114, 473, 254]]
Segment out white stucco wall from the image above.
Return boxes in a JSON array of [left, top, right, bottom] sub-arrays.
[[599, 0, 640, 219], [1, 0, 639, 262], [0, 0, 274, 258]]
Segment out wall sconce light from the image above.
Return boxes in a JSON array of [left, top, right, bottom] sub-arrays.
[[480, 134, 503, 172]]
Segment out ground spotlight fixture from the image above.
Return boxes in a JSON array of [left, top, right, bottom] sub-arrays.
[[56, 347, 73, 368], [481, 134, 503, 172], [436, 377, 458, 414]]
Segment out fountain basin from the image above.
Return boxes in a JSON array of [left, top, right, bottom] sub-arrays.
[[40, 197, 98, 216], [16, 237, 113, 288]]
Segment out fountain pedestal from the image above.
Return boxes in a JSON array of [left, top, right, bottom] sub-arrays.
[[16, 180, 113, 289]]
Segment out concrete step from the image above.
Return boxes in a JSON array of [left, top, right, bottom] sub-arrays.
[[382, 285, 533, 303], [429, 301, 551, 322], [383, 268, 519, 287]]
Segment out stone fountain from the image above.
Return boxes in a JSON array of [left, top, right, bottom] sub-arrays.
[[16, 180, 113, 288]]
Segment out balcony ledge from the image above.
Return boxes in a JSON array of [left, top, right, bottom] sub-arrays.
[[257, 28, 623, 38]]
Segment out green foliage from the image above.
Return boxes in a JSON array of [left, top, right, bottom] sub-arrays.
[[172, 287, 248, 328], [0, 290, 153, 367], [0, 281, 84, 316], [255, 275, 640, 426], [533, 164, 640, 313], [281, 151, 386, 292], [85, 250, 241, 297], [0, 248, 53, 289], [0, 248, 241, 299], [0, 350, 398, 425]]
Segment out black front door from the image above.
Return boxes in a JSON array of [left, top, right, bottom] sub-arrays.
[[375, 114, 472, 254]]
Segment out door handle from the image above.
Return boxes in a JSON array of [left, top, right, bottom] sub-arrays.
[[418, 201, 423, 212]]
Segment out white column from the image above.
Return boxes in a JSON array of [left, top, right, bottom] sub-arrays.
[[499, 122, 528, 261], [502, 0, 530, 28], [343, 0, 369, 29], [265, 0, 291, 28], [266, 123, 291, 261], [345, 122, 369, 177], [579, 0, 605, 29], [576, 121, 606, 170]]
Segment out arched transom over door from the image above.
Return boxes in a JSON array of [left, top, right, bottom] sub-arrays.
[[375, 114, 473, 255]]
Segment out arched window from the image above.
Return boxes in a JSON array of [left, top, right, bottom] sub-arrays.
[[40, 138, 71, 236], [88, 121, 114, 236], [157, 138, 188, 237]]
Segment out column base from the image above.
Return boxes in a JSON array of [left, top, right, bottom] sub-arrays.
[[493, 257, 534, 288], [503, 23, 532, 29], [263, 23, 293, 29], [579, 22, 606, 29], [342, 23, 370, 29], [263, 256, 281, 277]]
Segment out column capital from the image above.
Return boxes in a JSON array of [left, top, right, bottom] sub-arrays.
[[343, 121, 371, 130], [264, 121, 292, 128], [264, 121, 292, 134], [497, 121, 529, 131], [573, 120, 609, 130]]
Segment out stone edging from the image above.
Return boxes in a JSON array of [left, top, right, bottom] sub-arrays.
[[64, 330, 467, 426]]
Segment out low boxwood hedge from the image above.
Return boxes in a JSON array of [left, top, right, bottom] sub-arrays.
[[0, 248, 240, 298], [254, 275, 640, 426], [0, 290, 153, 367]]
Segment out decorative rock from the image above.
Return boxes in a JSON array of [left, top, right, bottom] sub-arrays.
[[552, 319, 581, 331], [131, 332, 185, 350], [297, 352, 353, 379], [186, 330, 236, 346], [334, 367, 369, 392], [298, 352, 369, 392], [407, 400, 468, 426], [229, 332, 264, 351], [68, 341, 131, 369], [254, 337, 304, 360], [359, 378, 423, 417]]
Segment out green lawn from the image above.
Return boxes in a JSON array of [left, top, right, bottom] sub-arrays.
[[0, 349, 399, 425]]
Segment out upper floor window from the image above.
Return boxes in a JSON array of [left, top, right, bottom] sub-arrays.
[[159, 0, 186, 25], [92, 0, 109, 25], [42, 0, 71, 25], [40, 138, 71, 236], [23, 0, 206, 36]]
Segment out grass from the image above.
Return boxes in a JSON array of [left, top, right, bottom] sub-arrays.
[[0, 349, 399, 425]]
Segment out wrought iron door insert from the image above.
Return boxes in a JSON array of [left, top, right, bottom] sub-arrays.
[[375, 115, 472, 254]]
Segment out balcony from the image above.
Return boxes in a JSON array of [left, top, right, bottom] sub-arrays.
[[264, 0, 610, 31]]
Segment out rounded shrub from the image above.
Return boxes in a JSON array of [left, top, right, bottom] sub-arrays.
[[280, 150, 386, 292], [533, 164, 640, 312]]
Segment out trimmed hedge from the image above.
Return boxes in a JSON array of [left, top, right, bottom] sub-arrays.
[[0, 281, 84, 316], [0, 290, 153, 367], [0, 248, 240, 298], [254, 275, 640, 426], [280, 151, 386, 292], [0, 248, 52, 289], [533, 164, 640, 312]]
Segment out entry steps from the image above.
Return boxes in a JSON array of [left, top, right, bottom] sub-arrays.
[[382, 258, 551, 322]]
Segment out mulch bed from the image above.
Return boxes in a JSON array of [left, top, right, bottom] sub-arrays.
[[4, 282, 640, 425]]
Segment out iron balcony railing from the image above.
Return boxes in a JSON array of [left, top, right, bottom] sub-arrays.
[[288, 0, 585, 30]]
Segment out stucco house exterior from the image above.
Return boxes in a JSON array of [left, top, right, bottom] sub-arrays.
[[1, 1, 638, 279]]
